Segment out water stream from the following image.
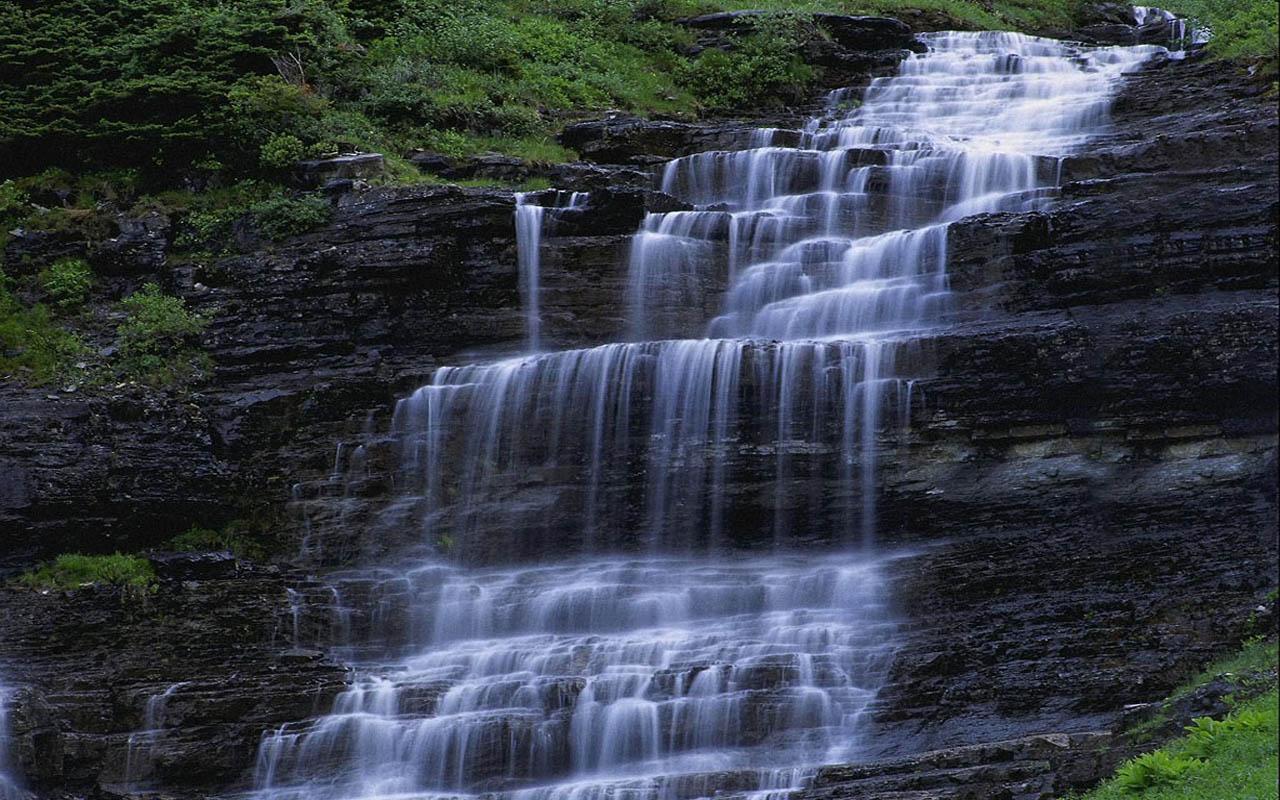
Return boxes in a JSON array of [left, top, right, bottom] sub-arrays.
[[0, 681, 21, 800], [255, 31, 1160, 800]]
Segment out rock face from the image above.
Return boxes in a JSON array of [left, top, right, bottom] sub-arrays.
[[0, 30, 1276, 800], [0, 555, 347, 797]]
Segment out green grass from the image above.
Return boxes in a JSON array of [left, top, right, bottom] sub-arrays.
[[168, 525, 268, 561], [0, 274, 87, 384], [1080, 689, 1278, 799], [1173, 637, 1279, 700], [1165, 0, 1278, 66], [15, 553, 156, 591], [1075, 636, 1279, 800]]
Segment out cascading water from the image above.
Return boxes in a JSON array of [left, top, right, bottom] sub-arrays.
[[255, 555, 897, 800], [514, 192, 589, 352], [1133, 6, 1208, 52], [0, 682, 21, 800], [256, 31, 1161, 800], [123, 682, 187, 788]]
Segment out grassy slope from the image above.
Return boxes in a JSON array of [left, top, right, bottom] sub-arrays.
[[1077, 637, 1280, 800]]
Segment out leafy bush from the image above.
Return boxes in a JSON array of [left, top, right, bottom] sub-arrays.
[[1169, 0, 1279, 63], [0, 0, 359, 176], [1114, 750, 1204, 792], [249, 195, 331, 240], [39, 258, 93, 309], [260, 133, 308, 170], [168, 524, 268, 561], [0, 179, 27, 220], [683, 12, 817, 112], [1182, 708, 1272, 758], [16, 553, 156, 590], [0, 275, 86, 383], [1080, 639, 1278, 800], [116, 282, 208, 383]]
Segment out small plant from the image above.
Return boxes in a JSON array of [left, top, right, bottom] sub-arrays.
[[260, 134, 308, 170], [0, 180, 28, 221], [249, 195, 331, 240], [683, 11, 817, 112], [116, 283, 208, 383], [16, 553, 156, 591], [168, 524, 267, 561], [39, 258, 93, 309], [1114, 750, 1203, 792], [1184, 707, 1273, 757], [1, 274, 87, 384]]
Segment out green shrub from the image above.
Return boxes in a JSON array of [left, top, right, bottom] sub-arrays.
[[683, 12, 817, 112], [249, 195, 331, 240], [0, 276, 86, 384], [259, 134, 308, 170], [39, 258, 93, 309], [116, 282, 208, 383], [16, 553, 156, 590], [0, 180, 28, 221], [1169, 0, 1279, 63], [1183, 707, 1272, 758], [168, 524, 267, 560], [1114, 750, 1204, 792], [1080, 640, 1278, 800]]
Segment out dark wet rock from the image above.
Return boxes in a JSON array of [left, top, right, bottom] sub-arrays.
[[0, 566, 347, 797], [295, 153, 385, 187], [1, 228, 89, 276], [148, 551, 239, 582], [801, 733, 1120, 799], [90, 212, 172, 276], [560, 117, 802, 165]]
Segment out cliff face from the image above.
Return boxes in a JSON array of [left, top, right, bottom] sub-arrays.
[[0, 25, 1276, 800]]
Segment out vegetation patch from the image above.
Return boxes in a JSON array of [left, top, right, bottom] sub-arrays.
[[1167, 0, 1278, 70], [116, 282, 209, 385], [38, 258, 94, 310], [1075, 636, 1279, 800], [168, 525, 269, 561], [249, 195, 332, 240], [0, 273, 87, 384], [15, 553, 157, 591]]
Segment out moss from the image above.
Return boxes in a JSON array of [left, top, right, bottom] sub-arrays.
[[249, 195, 331, 240], [15, 553, 156, 591], [168, 525, 268, 561]]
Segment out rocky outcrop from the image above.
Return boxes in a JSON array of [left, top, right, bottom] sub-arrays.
[[0, 554, 347, 797]]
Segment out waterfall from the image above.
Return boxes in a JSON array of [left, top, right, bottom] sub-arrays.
[[515, 191, 589, 352], [0, 682, 21, 800], [382, 32, 1160, 555], [123, 682, 186, 788], [1132, 6, 1210, 51], [259, 32, 1162, 800], [254, 554, 898, 800]]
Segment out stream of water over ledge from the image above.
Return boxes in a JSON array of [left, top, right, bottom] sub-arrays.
[[256, 31, 1160, 800]]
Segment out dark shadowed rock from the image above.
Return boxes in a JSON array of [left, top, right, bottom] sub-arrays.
[[295, 153, 385, 187]]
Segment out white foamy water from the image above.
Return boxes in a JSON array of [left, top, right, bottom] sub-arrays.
[[261, 31, 1162, 800], [254, 554, 898, 800], [380, 32, 1161, 551], [122, 682, 187, 788], [0, 682, 22, 800], [515, 191, 589, 353]]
